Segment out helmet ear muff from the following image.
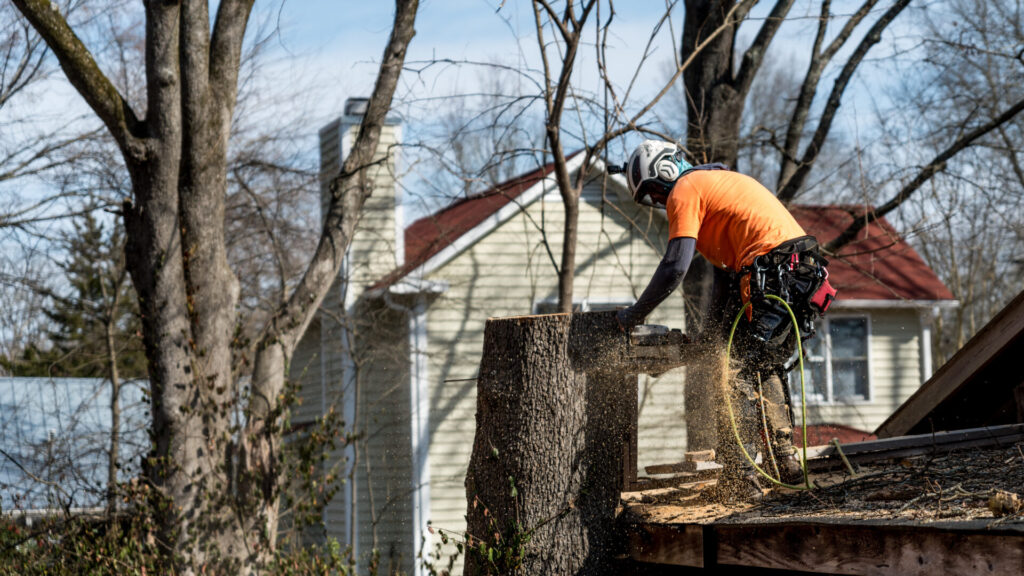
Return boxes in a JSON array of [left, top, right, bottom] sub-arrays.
[[653, 154, 680, 181]]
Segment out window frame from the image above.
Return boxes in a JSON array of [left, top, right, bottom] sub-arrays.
[[791, 314, 873, 406], [531, 298, 634, 315]]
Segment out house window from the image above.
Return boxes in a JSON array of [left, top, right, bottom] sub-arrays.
[[532, 299, 631, 314], [790, 316, 870, 404]]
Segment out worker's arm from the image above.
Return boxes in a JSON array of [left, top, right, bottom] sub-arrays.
[[616, 237, 696, 330]]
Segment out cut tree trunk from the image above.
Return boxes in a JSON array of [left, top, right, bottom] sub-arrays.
[[464, 311, 634, 576]]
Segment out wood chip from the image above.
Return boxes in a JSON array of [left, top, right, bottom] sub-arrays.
[[863, 486, 920, 502], [987, 490, 1022, 517], [685, 449, 716, 462]]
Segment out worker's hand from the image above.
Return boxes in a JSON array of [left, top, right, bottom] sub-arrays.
[[615, 307, 637, 333]]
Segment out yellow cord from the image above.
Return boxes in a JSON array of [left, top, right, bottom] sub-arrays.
[[724, 295, 811, 490]]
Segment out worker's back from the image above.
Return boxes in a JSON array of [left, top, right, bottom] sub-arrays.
[[666, 169, 806, 271]]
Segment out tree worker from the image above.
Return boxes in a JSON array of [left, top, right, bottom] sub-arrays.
[[614, 139, 836, 498]]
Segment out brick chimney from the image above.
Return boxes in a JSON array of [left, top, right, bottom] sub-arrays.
[[318, 97, 404, 287]]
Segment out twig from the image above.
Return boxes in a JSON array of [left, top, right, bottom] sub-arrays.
[[897, 492, 929, 513], [831, 438, 857, 477]]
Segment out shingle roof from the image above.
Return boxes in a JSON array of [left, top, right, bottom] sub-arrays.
[[373, 160, 558, 289], [377, 166, 954, 303], [790, 205, 954, 302]]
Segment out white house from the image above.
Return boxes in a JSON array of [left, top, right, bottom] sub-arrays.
[[289, 103, 956, 574]]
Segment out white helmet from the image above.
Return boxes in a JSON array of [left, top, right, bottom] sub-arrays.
[[625, 140, 692, 207]]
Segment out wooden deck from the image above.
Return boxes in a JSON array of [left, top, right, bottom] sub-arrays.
[[624, 513, 1024, 574], [619, 429, 1024, 574]]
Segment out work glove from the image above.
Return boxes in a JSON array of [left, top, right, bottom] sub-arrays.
[[615, 307, 640, 333]]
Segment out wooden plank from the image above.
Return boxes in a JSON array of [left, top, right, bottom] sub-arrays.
[[877, 290, 1024, 438], [807, 423, 1024, 470], [808, 433, 1024, 471], [631, 476, 717, 492], [714, 521, 1024, 575], [645, 461, 723, 475], [1016, 383, 1024, 422], [625, 523, 704, 568], [686, 449, 716, 462]]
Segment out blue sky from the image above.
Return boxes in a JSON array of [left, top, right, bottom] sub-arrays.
[[2, 1, 922, 226]]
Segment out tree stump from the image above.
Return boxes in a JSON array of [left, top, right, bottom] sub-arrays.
[[464, 311, 633, 576]]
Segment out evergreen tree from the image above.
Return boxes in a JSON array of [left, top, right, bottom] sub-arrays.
[[2, 213, 145, 379]]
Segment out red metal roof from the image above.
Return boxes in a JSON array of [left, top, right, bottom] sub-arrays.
[[794, 423, 877, 447], [790, 205, 954, 302], [377, 166, 953, 303]]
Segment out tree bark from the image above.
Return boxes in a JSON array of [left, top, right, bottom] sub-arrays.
[[680, 0, 792, 451], [11, 0, 419, 572], [464, 311, 632, 576]]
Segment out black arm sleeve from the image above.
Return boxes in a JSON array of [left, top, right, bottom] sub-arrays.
[[617, 237, 696, 327], [702, 266, 737, 340]]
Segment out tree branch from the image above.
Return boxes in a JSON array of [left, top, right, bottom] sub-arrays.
[[595, 0, 747, 149], [10, 0, 144, 157], [251, 0, 419, 409], [533, 0, 571, 42], [824, 96, 1024, 253], [210, 0, 256, 137], [777, 0, 910, 202], [733, 0, 794, 95], [0, 18, 48, 109], [776, 0, 878, 193]]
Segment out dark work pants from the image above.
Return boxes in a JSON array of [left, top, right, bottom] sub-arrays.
[[707, 268, 796, 477]]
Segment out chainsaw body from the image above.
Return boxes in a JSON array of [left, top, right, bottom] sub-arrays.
[[623, 324, 696, 375]]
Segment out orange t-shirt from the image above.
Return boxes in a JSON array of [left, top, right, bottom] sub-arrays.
[[666, 169, 806, 272]]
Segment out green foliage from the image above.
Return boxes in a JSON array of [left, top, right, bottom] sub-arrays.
[[276, 368, 356, 533], [1, 212, 145, 378], [0, 483, 164, 576], [0, 513, 383, 576], [446, 476, 575, 576], [419, 521, 462, 576], [268, 538, 362, 576]]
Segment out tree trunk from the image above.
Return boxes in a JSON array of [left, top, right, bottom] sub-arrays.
[[556, 190, 579, 313], [11, 0, 418, 571], [105, 315, 121, 514], [682, 0, 743, 166], [680, 0, 745, 452], [464, 311, 632, 576]]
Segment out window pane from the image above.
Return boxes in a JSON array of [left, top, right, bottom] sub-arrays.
[[790, 359, 827, 403], [833, 360, 868, 400], [587, 302, 630, 312], [802, 324, 826, 360], [830, 318, 867, 358]]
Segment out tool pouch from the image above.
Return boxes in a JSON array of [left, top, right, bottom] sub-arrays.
[[809, 268, 837, 314], [744, 236, 836, 344]]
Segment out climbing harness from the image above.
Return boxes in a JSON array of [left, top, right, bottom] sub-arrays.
[[741, 236, 836, 344]]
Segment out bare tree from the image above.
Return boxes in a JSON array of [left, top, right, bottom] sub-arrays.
[[530, 0, 742, 311], [402, 62, 541, 217], [8, 1, 419, 573], [884, 0, 1024, 360]]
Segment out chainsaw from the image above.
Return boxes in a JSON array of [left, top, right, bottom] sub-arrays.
[[623, 324, 696, 375]]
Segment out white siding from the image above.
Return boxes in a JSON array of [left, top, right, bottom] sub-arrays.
[[290, 320, 323, 428], [797, 308, 923, 433], [422, 179, 689, 562], [298, 117, 414, 572]]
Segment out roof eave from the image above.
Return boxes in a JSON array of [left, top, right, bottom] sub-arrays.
[[831, 299, 959, 310], [366, 277, 449, 299], [409, 153, 588, 280]]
